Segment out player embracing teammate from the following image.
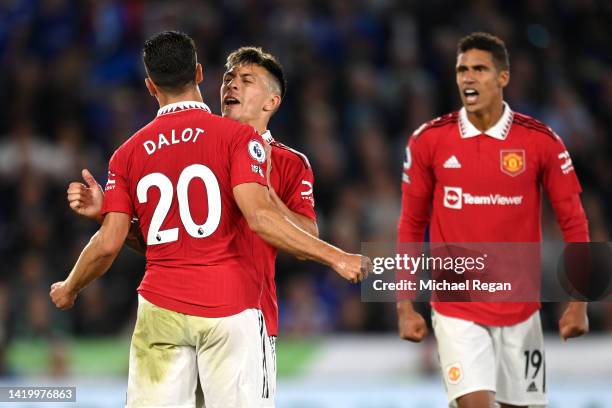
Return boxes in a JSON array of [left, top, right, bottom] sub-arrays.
[[52, 31, 370, 408]]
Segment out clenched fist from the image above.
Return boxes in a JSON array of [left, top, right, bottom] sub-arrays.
[[334, 254, 372, 284], [559, 303, 589, 341], [50, 281, 77, 310], [397, 303, 428, 342]]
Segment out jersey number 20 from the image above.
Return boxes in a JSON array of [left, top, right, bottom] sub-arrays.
[[137, 164, 221, 245]]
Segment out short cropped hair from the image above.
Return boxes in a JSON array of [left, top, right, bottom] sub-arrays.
[[143, 31, 197, 92], [225, 46, 287, 98], [457, 32, 510, 71]]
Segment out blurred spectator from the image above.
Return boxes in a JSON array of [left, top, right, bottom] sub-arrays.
[[337, 293, 367, 332], [0, 122, 76, 182], [542, 86, 596, 153]]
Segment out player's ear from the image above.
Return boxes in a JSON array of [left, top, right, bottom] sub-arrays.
[[195, 63, 203, 84], [263, 94, 281, 113], [498, 69, 510, 88], [145, 78, 158, 97]]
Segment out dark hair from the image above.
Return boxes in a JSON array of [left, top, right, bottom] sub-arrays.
[[143, 31, 197, 92], [457, 32, 509, 71], [225, 46, 287, 98]]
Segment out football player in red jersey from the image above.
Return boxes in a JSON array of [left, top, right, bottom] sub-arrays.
[[397, 32, 589, 408], [220, 46, 319, 397], [51, 31, 369, 408], [65, 45, 320, 405]]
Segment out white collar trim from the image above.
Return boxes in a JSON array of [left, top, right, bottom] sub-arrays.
[[261, 130, 274, 143], [459, 102, 514, 140], [157, 101, 211, 117]]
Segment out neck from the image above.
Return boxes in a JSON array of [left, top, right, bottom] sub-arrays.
[[157, 86, 203, 109], [249, 117, 270, 135], [467, 100, 504, 132]]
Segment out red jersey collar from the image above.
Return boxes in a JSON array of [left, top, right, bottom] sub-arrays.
[[459, 102, 514, 140], [157, 101, 211, 117], [261, 130, 274, 143]]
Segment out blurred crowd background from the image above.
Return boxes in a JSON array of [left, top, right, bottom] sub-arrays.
[[1, 0, 611, 378]]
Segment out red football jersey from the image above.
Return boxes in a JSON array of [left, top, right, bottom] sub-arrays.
[[399, 103, 583, 326], [256, 131, 316, 336], [101, 101, 269, 318]]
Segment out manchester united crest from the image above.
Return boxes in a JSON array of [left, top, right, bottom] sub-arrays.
[[446, 363, 463, 384], [500, 149, 526, 176]]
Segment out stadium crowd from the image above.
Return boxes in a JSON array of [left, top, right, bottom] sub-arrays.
[[0, 0, 611, 375]]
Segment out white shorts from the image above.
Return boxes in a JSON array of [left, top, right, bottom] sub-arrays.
[[432, 310, 547, 407], [126, 295, 275, 408]]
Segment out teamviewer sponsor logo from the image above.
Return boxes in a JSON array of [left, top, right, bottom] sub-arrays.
[[443, 186, 523, 210], [443, 187, 463, 209], [463, 193, 523, 205]]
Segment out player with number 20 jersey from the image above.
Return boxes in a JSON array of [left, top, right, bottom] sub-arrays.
[[102, 101, 268, 318], [103, 100, 277, 407]]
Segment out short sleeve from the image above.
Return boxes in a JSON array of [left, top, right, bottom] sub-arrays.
[[230, 125, 268, 188], [541, 133, 582, 202], [401, 132, 434, 199], [101, 149, 133, 217], [281, 161, 316, 221]]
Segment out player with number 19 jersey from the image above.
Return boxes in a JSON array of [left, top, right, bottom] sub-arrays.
[[101, 101, 268, 318], [400, 104, 587, 325]]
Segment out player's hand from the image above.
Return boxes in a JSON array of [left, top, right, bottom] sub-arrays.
[[334, 254, 372, 284], [397, 305, 428, 342], [50, 281, 77, 310], [559, 303, 589, 341], [67, 169, 104, 222]]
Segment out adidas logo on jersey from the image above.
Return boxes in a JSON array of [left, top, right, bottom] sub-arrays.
[[443, 155, 461, 168], [527, 381, 538, 392]]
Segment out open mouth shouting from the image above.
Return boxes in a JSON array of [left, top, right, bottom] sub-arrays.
[[223, 95, 241, 107], [463, 88, 479, 105]]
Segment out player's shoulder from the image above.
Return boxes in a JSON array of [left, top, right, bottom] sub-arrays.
[[410, 112, 459, 141], [512, 112, 560, 142], [271, 141, 312, 169]]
